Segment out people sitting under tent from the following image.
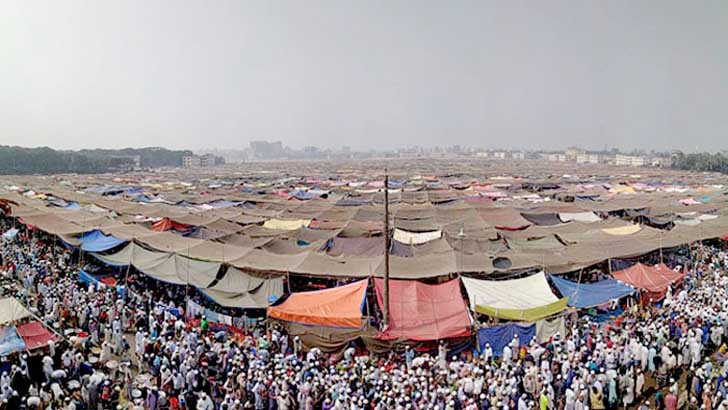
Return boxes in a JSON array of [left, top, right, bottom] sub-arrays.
[[3, 217, 728, 410]]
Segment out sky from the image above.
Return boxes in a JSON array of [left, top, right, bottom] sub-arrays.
[[1, 1, 727, 152]]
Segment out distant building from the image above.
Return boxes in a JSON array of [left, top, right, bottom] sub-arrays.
[[512, 151, 525, 160], [615, 154, 646, 167], [250, 141, 284, 159], [182, 155, 201, 168], [493, 152, 506, 160], [576, 154, 602, 164], [183, 154, 224, 168], [546, 153, 568, 162]]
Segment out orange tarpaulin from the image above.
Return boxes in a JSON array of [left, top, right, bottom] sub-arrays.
[[374, 278, 472, 341], [267, 280, 367, 328], [152, 218, 193, 232], [612, 263, 685, 302]]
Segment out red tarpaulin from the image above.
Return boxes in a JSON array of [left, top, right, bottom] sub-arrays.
[[612, 263, 685, 302], [374, 278, 472, 341], [152, 218, 193, 232], [16, 321, 58, 350]]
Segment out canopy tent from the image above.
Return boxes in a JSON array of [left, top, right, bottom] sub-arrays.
[[461, 273, 568, 321], [16, 321, 58, 350], [550, 275, 636, 308], [201, 267, 284, 309], [611, 263, 685, 302], [0, 327, 26, 355], [477, 323, 535, 356], [267, 280, 368, 328], [92, 242, 220, 288], [0, 298, 32, 325], [76, 230, 126, 252], [373, 278, 471, 341]]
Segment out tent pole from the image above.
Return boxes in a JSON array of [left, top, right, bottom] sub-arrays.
[[185, 246, 190, 306], [124, 238, 133, 293], [383, 169, 391, 327], [659, 231, 663, 264]]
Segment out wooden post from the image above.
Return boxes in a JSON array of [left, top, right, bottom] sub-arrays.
[[383, 169, 391, 326]]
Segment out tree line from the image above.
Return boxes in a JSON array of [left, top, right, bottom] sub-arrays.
[[0, 146, 192, 175], [671, 152, 728, 174]]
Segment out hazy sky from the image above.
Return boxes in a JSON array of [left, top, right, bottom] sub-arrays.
[[2, 1, 727, 152]]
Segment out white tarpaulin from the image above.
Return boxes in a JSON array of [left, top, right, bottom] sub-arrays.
[[461, 272, 559, 311], [535, 316, 566, 343], [393, 228, 442, 245], [0, 298, 32, 325], [558, 212, 601, 223]]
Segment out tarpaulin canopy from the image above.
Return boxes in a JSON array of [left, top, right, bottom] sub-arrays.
[[0, 298, 32, 325], [611, 263, 685, 302], [550, 275, 636, 308], [477, 323, 535, 356], [602, 224, 642, 235], [373, 278, 471, 341], [262, 218, 311, 230], [461, 273, 567, 321], [393, 228, 442, 245], [77, 230, 126, 252], [474, 299, 568, 322], [201, 267, 284, 309], [0, 327, 26, 355], [267, 280, 367, 328], [93, 242, 220, 288], [152, 218, 193, 233], [16, 321, 58, 350], [520, 213, 562, 226], [558, 212, 601, 223]]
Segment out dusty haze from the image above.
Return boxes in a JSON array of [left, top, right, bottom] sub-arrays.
[[1, 1, 727, 151]]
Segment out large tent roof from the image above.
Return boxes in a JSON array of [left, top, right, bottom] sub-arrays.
[[267, 280, 368, 328], [373, 278, 471, 341]]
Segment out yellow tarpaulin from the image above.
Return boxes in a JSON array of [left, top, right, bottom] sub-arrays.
[[610, 186, 636, 194], [262, 218, 311, 230], [474, 298, 568, 322], [602, 224, 642, 236]]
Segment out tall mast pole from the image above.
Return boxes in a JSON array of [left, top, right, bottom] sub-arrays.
[[383, 169, 391, 326]]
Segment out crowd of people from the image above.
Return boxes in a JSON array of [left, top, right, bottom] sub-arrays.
[[2, 220, 728, 410]]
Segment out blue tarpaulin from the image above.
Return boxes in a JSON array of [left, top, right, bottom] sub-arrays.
[[477, 323, 536, 356], [78, 230, 126, 252], [77, 270, 125, 297], [0, 327, 26, 355], [550, 275, 635, 309]]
